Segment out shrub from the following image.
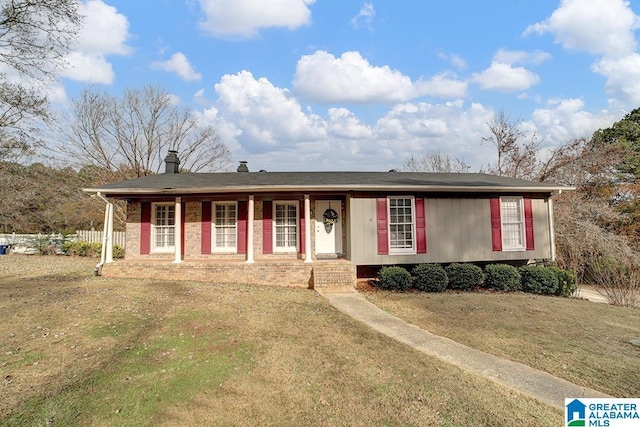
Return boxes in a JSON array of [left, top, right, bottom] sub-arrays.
[[484, 264, 521, 292], [412, 264, 447, 292], [376, 266, 412, 291], [548, 266, 577, 297], [60, 241, 108, 258], [113, 245, 125, 259], [519, 265, 559, 295], [445, 263, 485, 291]]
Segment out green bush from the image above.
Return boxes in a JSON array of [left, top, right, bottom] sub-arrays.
[[484, 264, 521, 292], [376, 266, 412, 291], [412, 264, 447, 292], [61, 241, 117, 258], [445, 263, 485, 291], [113, 245, 125, 259], [548, 266, 577, 297], [519, 265, 559, 295]]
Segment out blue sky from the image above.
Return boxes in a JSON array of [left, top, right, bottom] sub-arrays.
[[53, 0, 640, 172]]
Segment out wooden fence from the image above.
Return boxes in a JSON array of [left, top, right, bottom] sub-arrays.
[[0, 231, 126, 254]]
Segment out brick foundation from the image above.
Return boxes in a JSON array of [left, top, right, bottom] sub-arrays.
[[100, 259, 356, 289]]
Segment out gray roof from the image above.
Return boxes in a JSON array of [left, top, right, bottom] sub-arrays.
[[84, 171, 572, 197]]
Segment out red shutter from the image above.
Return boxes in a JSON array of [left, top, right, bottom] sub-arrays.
[[140, 202, 151, 255], [490, 198, 502, 251], [201, 202, 211, 255], [263, 201, 273, 254], [524, 198, 535, 250], [415, 198, 427, 254], [237, 201, 247, 255], [300, 215, 305, 254], [376, 198, 389, 255]]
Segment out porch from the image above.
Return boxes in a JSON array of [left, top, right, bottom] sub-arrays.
[[99, 258, 356, 289]]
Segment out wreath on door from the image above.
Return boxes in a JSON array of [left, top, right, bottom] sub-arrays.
[[322, 207, 339, 233]]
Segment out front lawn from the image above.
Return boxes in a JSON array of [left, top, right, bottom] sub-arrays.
[[0, 255, 563, 426], [364, 290, 640, 397]]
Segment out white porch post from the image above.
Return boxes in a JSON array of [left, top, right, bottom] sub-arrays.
[[548, 196, 556, 261], [304, 194, 312, 263], [173, 197, 182, 263], [246, 195, 255, 263], [105, 202, 114, 263]]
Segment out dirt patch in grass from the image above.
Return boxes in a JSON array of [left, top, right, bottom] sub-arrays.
[[1, 255, 562, 426], [364, 289, 640, 397]]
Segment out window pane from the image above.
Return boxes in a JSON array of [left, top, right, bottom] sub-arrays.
[[213, 203, 237, 250], [500, 198, 524, 249], [274, 202, 297, 250], [388, 197, 414, 250]]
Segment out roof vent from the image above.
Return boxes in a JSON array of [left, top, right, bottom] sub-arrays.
[[237, 161, 249, 173], [164, 150, 180, 174]]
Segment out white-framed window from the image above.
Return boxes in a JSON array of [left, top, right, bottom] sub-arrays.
[[388, 196, 415, 254], [212, 202, 237, 252], [152, 202, 175, 252], [274, 201, 298, 252], [500, 196, 525, 250]]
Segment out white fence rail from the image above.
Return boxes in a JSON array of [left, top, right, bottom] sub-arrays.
[[0, 231, 126, 254], [75, 230, 126, 248]]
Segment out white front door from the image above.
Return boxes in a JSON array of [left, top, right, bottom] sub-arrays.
[[315, 200, 342, 255]]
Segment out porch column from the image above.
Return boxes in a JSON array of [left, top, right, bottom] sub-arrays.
[[304, 194, 312, 263], [105, 202, 114, 263], [548, 196, 556, 261], [246, 195, 255, 263], [173, 196, 182, 263]]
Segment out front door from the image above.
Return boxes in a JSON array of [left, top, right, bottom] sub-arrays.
[[315, 200, 342, 256]]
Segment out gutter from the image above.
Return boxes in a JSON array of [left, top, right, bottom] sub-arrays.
[[84, 184, 575, 197], [93, 192, 113, 276]]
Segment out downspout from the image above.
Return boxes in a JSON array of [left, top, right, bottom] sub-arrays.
[[94, 192, 113, 276], [548, 190, 560, 262]]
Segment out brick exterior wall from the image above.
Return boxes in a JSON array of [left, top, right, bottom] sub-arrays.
[[116, 198, 354, 288]]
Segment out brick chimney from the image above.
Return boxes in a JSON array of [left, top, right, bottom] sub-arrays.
[[237, 161, 249, 172], [165, 150, 180, 174]]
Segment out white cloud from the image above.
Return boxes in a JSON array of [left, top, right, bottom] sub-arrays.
[[294, 50, 463, 103], [152, 52, 202, 82], [62, 52, 115, 84], [493, 49, 551, 65], [592, 53, 640, 106], [213, 70, 326, 151], [530, 98, 617, 146], [350, 3, 375, 30], [471, 62, 540, 92], [525, 0, 639, 58], [415, 73, 468, 99], [60, 0, 131, 84], [197, 0, 314, 38], [204, 68, 623, 172], [437, 52, 467, 70], [327, 108, 372, 139]]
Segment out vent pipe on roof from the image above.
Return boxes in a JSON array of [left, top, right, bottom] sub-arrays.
[[165, 150, 180, 174], [237, 161, 249, 172]]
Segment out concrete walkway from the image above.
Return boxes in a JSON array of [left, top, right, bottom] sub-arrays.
[[320, 289, 610, 409]]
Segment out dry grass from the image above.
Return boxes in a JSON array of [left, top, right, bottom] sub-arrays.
[[0, 255, 563, 426], [363, 288, 640, 397]]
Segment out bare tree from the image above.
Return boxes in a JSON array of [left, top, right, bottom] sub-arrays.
[[400, 150, 470, 173], [482, 111, 540, 180], [0, 0, 81, 161], [61, 85, 232, 183]]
